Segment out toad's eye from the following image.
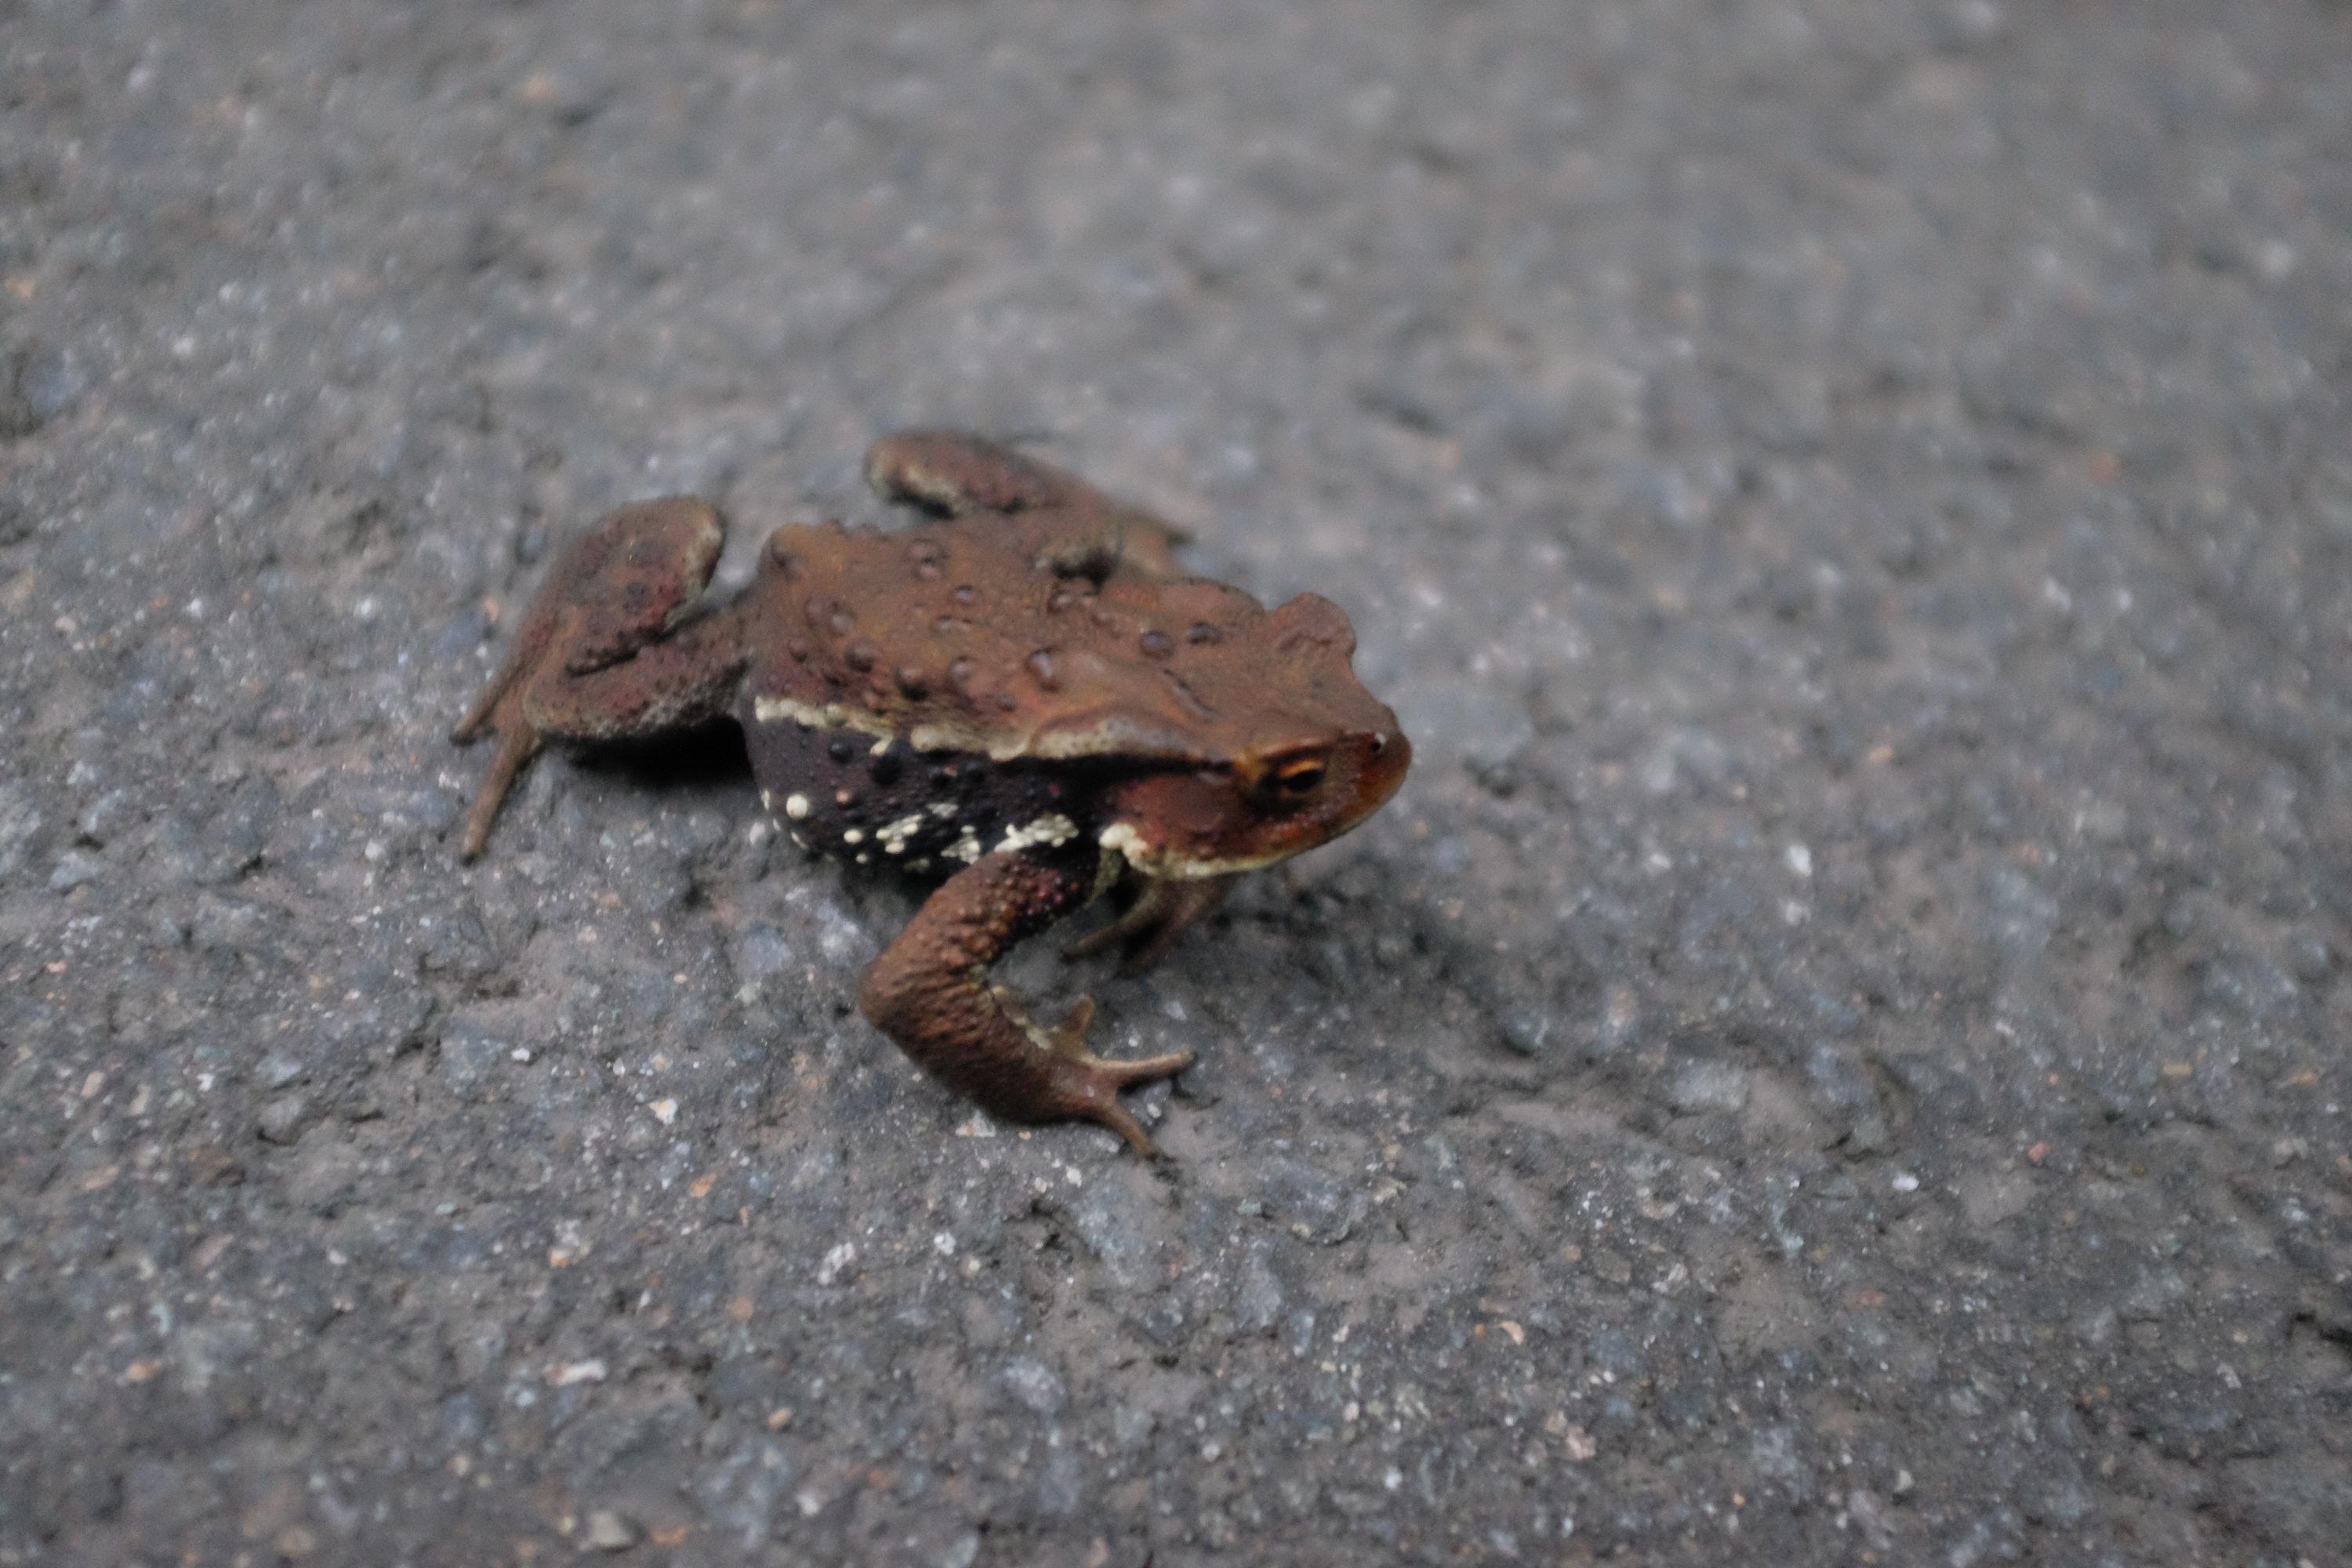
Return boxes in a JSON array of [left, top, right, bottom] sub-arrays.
[[1274, 758, 1326, 796]]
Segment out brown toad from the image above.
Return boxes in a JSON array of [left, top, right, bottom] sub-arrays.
[[455, 432, 1410, 1152]]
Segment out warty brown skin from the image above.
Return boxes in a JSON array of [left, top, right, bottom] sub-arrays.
[[453, 431, 1411, 1153]]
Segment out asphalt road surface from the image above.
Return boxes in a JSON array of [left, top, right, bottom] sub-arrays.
[[4, 2, 2349, 1563]]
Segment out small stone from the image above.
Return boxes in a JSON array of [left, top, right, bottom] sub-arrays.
[[1259, 1156, 1367, 1244], [1588, 1250, 1635, 1287], [584, 1509, 635, 1551], [1749, 1424, 1806, 1489], [1232, 1247, 1284, 1334], [1982, 862, 2059, 961], [406, 787, 461, 835], [76, 789, 135, 845], [49, 849, 105, 891], [1846, 1113, 1891, 1154], [257, 1095, 308, 1145], [0, 787, 41, 877], [191, 895, 267, 953], [1668, 1061, 1750, 1116], [1497, 1003, 1554, 1058], [1138, 1294, 1189, 1348], [20, 342, 87, 421], [436, 1021, 513, 1093], [1000, 1357, 1067, 1415], [1585, 1327, 1642, 1373], [258, 1051, 305, 1091], [1069, 1178, 1160, 1290], [2122, 1265, 2187, 1321]]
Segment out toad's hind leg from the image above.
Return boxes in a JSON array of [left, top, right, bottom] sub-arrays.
[[858, 848, 1194, 1156], [453, 499, 747, 858], [862, 430, 1187, 580]]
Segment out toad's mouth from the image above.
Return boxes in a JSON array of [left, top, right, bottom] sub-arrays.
[[1095, 820, 1297, 880]]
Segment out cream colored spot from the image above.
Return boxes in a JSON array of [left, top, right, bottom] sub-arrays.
[[877, 813, 927, 854], [996, 813, 1079, 855], [946, 826, 985, 864], [908, 719, 1005, 756], [842, 828, 865, 845], [855, 852, 870, 865], [751, 695, 895, 740], [760, 789, 774, 811], [872, 736, 893, 756], [1098, 822, 1149, 866], [928, 801, 959, 819], [784, 793, 812, 820]]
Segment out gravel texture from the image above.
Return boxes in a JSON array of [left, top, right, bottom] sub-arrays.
[[5, 2, 2351, 1563]]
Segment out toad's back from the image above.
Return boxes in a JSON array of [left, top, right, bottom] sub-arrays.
[[736, 510, 1378, 771]]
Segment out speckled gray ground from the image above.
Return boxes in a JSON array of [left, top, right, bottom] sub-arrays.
[[5, 2, 2350, 1563]]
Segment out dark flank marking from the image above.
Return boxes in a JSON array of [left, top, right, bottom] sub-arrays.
[[739, 710, 1078, 883]]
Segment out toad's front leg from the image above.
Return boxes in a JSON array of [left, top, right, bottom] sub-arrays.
[[858, 848, 1195, 1156]]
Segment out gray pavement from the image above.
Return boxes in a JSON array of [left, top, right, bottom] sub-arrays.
[[4, 1, 2350, 1563]]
